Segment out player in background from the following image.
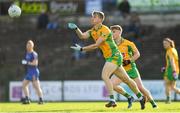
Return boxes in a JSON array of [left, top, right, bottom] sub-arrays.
[[21, 40, 43, 104], [68, 11, 146, 109], [162, 38, 180, 104], [110, 25, 157, 108]]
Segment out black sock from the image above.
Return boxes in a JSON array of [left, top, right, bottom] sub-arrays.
[[25, 96, 29, 100], [39, 97, 43, 101], [167, 96, 170, 101]]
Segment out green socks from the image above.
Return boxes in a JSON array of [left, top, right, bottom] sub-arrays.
[[124, 92, 131, 98], [150, 100, 156, 106], [110, 95, 114, 99], [109, 95, 116, 102], [136, 92, 143, 99]]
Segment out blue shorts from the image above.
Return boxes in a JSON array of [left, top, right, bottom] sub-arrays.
[[24, 71, 40, 81]]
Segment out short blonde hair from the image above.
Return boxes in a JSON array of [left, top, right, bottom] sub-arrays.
[[110, 25, 123, 32], [164, 38, 175, 48], [92, 11, 105, 22]]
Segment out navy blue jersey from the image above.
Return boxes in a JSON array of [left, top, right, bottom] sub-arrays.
[[25, 51, 39, 74]]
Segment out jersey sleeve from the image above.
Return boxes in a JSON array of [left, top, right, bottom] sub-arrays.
[[87, 29, 92, 39], [32, 52, 38, 60], [167, 49, 174, 60], [130, 42, 138, 53], [99, 27, 111, 40]]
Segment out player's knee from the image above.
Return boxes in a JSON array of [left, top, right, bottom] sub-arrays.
[[171, 86, 177, 91], [112, 83, 118, 90], [101, 74, 108, 81]]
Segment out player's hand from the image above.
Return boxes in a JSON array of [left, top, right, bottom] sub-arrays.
[[173, 71, 179, 80], [68, 23, 78, 30], [123, 60, 131, 66], [161, 67, 166, 72], [21, 59, 28, 65], [70, 44, 82, 51]]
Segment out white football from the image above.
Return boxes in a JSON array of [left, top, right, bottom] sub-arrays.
[[8, 4, 21, 18]]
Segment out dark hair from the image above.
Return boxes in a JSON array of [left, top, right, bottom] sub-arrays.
[[164, 38, 175, 48]]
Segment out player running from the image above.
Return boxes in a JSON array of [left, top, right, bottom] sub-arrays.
[[68, 11, 146, 109], [110, 25, 157, 108], [162, 38, 180, 104], [21, 40, 43, 104]]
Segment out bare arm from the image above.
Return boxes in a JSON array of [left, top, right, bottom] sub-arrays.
[[130, 43, 140, 62], [68, 23, 90, 39], [82, 37, 105, 52], [75, 28, 90, 40], [131, 49, 140, 62], [28, 59, 38, 66]]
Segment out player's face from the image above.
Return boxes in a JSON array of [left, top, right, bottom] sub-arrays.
[[163, 40, 170, 49], [91, 14, 101, 25], [112, 29, 121, 40], [26, 41, 34, 51]]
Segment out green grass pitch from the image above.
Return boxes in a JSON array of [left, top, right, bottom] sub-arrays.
[[0, 102, 180, 113]]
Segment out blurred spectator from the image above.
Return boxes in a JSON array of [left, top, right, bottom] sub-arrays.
[[37, 10, 49, 29], [130, 12, 141, 27], [125, 12, 143, 48], [47, 22, 58, 30], [118, 0, 131, 17], [47, 13, 59, 30], [103, 0, 117, 14]]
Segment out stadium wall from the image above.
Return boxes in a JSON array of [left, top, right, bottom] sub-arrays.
[[9, 80, 180, 102]]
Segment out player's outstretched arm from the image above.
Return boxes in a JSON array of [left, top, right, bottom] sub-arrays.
[[82, 37, 104, 51], [68, 23, 90, 40], [71, 37, 105, 52]]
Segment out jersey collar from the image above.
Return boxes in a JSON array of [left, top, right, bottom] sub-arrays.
[[93, 23, 103, 31], [116, 37, 124, 46]]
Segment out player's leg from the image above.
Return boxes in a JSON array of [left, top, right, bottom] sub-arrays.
[[111, 75, 131, 97], [22, 79, 30, 104], [133, 76, 157, 108], [102, 62, 118, 107], [113, 66, 146, 110], [171, 81, 180, 94], [32, 75, 43, 104], [111, 75, 134, 108], [164, 77, 171, 103]]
